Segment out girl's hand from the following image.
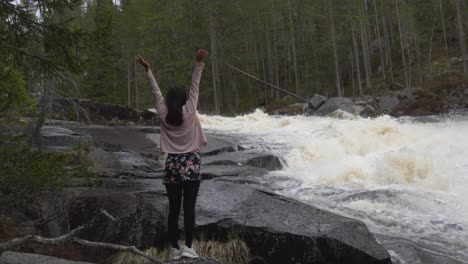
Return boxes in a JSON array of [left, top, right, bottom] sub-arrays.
[[196, 49, 208, 62], [135, 55, 150, 72]]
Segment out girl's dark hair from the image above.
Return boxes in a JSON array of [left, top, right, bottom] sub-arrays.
[[165, 84, 187, 126]]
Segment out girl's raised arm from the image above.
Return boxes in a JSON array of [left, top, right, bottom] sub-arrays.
[[186, 49, 208, 113], [136, 55, 167, 117]]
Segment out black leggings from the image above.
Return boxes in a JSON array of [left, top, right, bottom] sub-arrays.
[[165, 180, 200, 249]]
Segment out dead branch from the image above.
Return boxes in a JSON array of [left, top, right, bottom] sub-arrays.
[[224, 62, 308, 102], [71, 238, 161, 263], [0, 209, 163, 263]]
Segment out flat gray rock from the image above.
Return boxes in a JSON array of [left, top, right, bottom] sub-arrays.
[[87, 148, 161, 176], [41, 126, 92, 147], [0, 251, 94, 264], [41, 126, 79, 137], [201, 134, 244, 156], [203, 151, 283, 171], [201, 164, 268, 180], [76, 126, 157, 155]]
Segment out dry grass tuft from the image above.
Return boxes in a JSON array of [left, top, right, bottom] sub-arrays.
[[108, 238, 250, 264]]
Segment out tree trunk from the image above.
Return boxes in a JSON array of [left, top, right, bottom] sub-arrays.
[[360, 17, 372, 93], [407, 28, 413, 90], [265, 12, 274, 101], [395, 0, 410, 92], [350, 49, 355, 98], [454, 0, 467, 72], [272, 2, 280, 100], [352, 24, 363, 96], [415, 34, 423, 86], [288, 0, 300, 95], [429, 18, 436, 79], [409, 14, 423, 86], [31, 76, 49, 147], [244, 33, 253, 98], [328, 0, 342, 96], [439, 0, 449, 59], [127, 53, 131, 108], [209, 9, 220, 114], [382, 13, 394, 83], [373, 0, 386, 80], [260, 41, 268, 106], [134, 56, 139, 111]]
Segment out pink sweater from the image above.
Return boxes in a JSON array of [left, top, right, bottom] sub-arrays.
[[145, 62, 207, 154]]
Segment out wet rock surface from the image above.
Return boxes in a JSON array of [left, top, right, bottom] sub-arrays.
[[40, 125, 93, 147], [4, 121, 393, 264], [196, 181, 391, 264], [377, 235, 467, 264]]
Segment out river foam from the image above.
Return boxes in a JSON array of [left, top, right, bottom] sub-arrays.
[[199, 109, 468, 260]]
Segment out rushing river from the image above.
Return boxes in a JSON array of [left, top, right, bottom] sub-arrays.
[[199, 109, 468, 263]]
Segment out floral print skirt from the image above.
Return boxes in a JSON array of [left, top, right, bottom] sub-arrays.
[[163, 151, 201, 184]]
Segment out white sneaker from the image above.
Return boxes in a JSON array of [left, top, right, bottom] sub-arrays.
[[170, 247, 182, 260], [181, 245, 199, 259]]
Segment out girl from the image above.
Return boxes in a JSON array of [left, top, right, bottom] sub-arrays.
[[136, 49, 208, 260]]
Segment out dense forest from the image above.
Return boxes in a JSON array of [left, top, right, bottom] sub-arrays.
[[1, 0, 468, 116]]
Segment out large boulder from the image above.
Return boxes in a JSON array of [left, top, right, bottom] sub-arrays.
[[68, 188, 167, 249], [195, 181, 392, 264], [65, 179, 391, 264], [62, 167, 393, 264], [304, 94, 328, 115], [309, 94, 328, 109], [315, 97, 364, 116]]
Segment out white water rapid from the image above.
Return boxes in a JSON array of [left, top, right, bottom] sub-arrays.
[[199, 109, 468, 263]]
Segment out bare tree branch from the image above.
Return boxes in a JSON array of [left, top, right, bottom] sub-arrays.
[[71, 238, 161, 263]]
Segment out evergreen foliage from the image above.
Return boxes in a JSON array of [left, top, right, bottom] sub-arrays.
[[1, 0, 468, 114]]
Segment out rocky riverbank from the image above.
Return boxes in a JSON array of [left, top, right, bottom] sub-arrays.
[[0, 120, 393, 264], [272, 86, 468, 118]]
